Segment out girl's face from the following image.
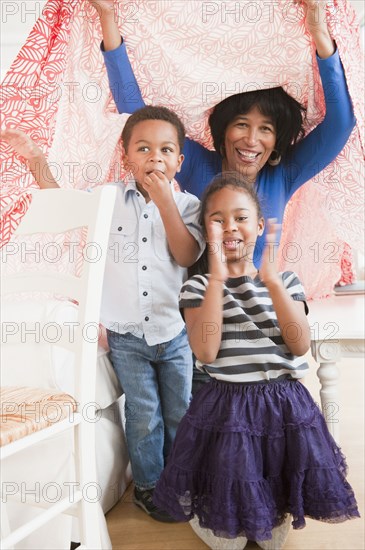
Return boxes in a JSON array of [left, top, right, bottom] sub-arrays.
[[204, 186, 264, 266], [223, 106, 276, 183]]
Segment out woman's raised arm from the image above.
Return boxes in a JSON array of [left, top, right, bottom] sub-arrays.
[[283, 0, 355, 199], [87, 0, 145, 114], [88, 1, 222, 196]]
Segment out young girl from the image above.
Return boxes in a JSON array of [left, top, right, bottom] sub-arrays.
[[153, 172, 360, 549]]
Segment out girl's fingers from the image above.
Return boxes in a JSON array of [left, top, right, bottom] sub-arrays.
[[207, 221, 223, 242], [265, 218, 281, 243]]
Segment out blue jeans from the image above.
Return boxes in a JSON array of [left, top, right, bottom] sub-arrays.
[[107, 327, 192, 490]]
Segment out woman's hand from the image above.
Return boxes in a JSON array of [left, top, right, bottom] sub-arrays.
[[86, 0, 115, 17], [259, 219, 281, 288], [1, 128, 44, 161], [1, 128, 59, 189], [206, 222, 229, 283], [86, 0, 121, 51], [294, 0, 335, 58], [297, 0, 327, 34]]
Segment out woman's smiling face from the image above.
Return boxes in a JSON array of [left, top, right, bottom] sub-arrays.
[[223, 106, 276, 183]]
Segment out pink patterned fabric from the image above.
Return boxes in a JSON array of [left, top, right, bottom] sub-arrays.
[[0, 0, 127, 245], [1, 1, 74, 244], [1, 0, 364, 299], [0, 186, 33, 241]]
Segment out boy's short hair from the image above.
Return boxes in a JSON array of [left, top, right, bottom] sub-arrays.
[[122, 106, 186, 152]]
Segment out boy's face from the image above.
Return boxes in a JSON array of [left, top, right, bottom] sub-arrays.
[[123, 120, 184, 186]]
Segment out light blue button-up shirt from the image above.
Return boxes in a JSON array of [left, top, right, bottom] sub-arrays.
[[100, 179, 205, 345]]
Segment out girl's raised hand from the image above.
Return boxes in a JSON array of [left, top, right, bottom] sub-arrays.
[[259, 219, 281, 287], [206, 221, 228, 283], [0, 128, 44, 161]]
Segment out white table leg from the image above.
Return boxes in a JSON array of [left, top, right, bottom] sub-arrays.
[[316, 361, 340, 443], [311, 340, 341, 444]]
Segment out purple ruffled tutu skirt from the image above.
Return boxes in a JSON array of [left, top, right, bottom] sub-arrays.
[[153, 379, 359, 541]]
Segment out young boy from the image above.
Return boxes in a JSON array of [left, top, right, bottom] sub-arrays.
[[1, 106, 204, 522], [101, 106, 204, 522]]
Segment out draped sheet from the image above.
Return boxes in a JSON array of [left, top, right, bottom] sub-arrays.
[[1, 0, 364, 299]]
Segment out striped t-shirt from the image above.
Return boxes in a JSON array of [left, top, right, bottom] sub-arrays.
[[179, 272, 309, 383]]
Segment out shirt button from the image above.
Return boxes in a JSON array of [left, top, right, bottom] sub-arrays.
[[142, 265, 147, 271], [118, 226, 122, 231], [144, 214, 148, 219], [136, 192, 140, 197], [143, 291, 148, 297], [142, 237, 147, 243], [145, 316, 149, 322]]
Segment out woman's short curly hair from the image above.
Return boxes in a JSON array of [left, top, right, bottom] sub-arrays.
[[208, 87, 306, 160]]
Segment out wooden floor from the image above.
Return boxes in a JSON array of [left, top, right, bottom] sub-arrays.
[[106, 353, 364, 549]]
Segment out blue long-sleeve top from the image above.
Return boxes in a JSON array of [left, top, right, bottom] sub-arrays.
[[102, 42, 355, 265]]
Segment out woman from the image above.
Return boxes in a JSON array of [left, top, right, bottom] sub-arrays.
[[90, 0, 355, 264]]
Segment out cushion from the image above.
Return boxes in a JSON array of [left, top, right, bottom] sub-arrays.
[[1, 299, 122, 409], [0, 386, 77, 446]]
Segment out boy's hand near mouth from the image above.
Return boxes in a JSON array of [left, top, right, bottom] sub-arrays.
[[142, 170, 174, 208]]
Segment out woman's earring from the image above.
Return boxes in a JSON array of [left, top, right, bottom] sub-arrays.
[[268, 150, 281, 166]]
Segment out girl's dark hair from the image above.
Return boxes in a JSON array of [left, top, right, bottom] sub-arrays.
[[122, 105, 186, 152], [208, 87, 306, 160], [189, 172, 263, 277]]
